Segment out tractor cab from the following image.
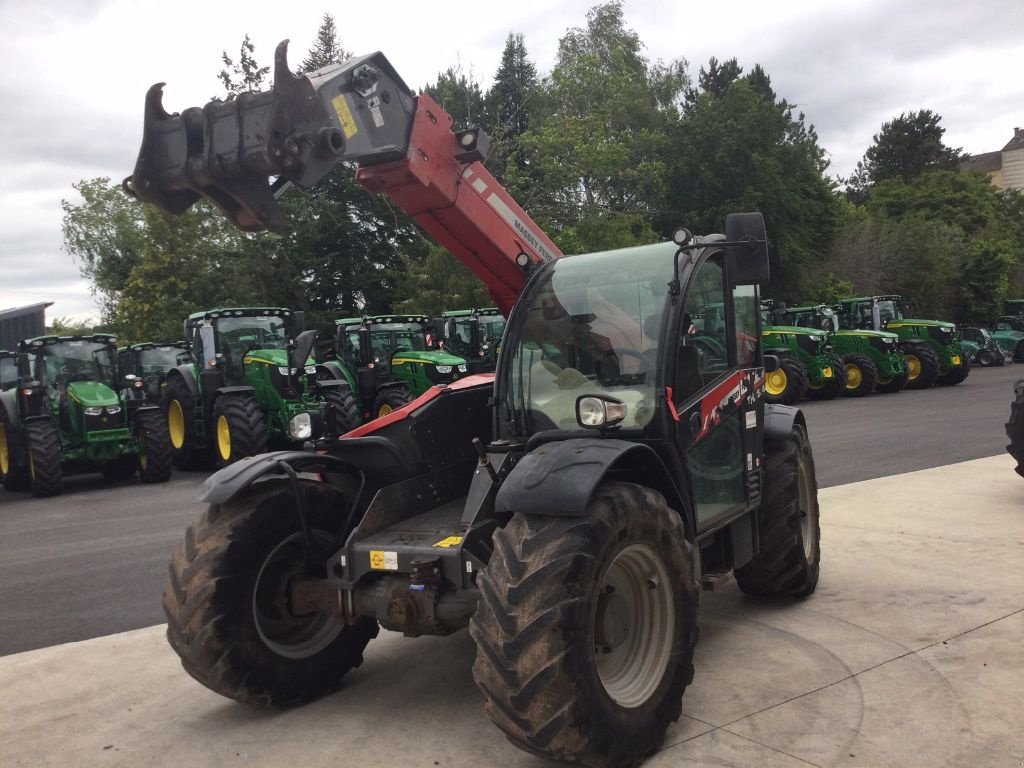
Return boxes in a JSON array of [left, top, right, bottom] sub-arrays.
[[1004, 299, 1024, 318], [118, 341, 191, 406], [784, 305, 840, 333], [437, 308, 506, 374], [0, 350, 17, 390], [186, 308, 301, 387]]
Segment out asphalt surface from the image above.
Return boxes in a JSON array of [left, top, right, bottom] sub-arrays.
[[0, 363, 1019, 657]]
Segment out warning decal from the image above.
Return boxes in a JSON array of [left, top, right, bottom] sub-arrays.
[[369, 550, 398, 570]]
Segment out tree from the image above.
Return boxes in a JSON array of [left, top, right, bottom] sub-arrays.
[[485, 33, 539, 181], [392, 245, 491, 316], [424, 65, 487, 130], [218, 35, 269, 96], [961, 240, 1017, 323], [300, 14, 350, 73], [846, 110, 962, 203], [664, 64, 840, 299]]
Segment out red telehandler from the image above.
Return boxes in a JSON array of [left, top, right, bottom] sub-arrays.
[[127, 41, 820, 768]]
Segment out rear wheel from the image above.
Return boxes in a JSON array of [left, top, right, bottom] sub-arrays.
[[0, 411, 31, 492], [26, 419, 63, 497], [164, 377, 204, 469], [1006, 379, 1024, 478], [373, 387, 413, 418], [471, 483, 699, 768], [736, 423, 820, 597], [136, 408, 173, 483], [211, 394, 267, 466], [903, 344, 940, 389], [842, 354, 877, 397], [322, 386, 361, 435], [977, 349, 996, 367], [763, 357, 808, 405], [163, 480, 378, 705]]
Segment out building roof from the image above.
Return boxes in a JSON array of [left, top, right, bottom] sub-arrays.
[[1001, 127, 1024, 152], [960, 151, 1002, 173], [0, 302, 54, 322]]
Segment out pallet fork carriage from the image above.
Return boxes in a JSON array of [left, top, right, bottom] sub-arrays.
[[129, 41, 821, 768]]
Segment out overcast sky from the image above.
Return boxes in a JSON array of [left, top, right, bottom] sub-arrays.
[[1, 0, 1021, 323]]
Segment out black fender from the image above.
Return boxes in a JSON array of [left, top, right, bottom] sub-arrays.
[[0, 390, 20, 430], [495, 437, 688, 527], [127, 403, 161, 425], [166, 366, 197, 397], [215, 385, 256, 397], [764, 403, 807, 442], [196, 437, 422, 505]]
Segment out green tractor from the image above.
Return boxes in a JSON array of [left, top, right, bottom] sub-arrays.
[[959, 327, 1009, 367], [435, 308, 506, 374], [757, 301, 842, 403], [1004, 299, 1024, 317], [0, 334, 172, 496], [162, 308, 359, 468], [323, 314, 469, 420], [1008, 379, 1024, 477], [991, 316, 1024, 362], [782, 304, 908, 396], [117, 341, 192, 406], [834, 296, 969, 388]]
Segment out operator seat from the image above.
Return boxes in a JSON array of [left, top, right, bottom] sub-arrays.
[[673, 312, 704, 403]]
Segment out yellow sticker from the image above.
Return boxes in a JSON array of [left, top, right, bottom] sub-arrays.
[[332, 94, 358, 139], [369, 550, 398, 570], [432, 536, 464, 549]]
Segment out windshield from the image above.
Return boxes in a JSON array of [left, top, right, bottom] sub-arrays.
[[0, 356, 16, 388], [39, 340, 115, 387], [138, 346, 188, 372], [216, 316, 288, 353], [876, 300, 901, 323], [369, 323, 427, 360], [479, 316, 506, 343], [505, 243, 674, 433]]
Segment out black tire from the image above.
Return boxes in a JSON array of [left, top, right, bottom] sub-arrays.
[[164, 376, 204, 470], [875, 368, 908, 394], [841, 354, 877, 397], [163, 479, 378, 705], [136, 408, 173, 483], [1006, 379, 1024, 478], [1014, 340, 1024, 363], [736, 423, 820, 597], [763, 357, 808, 405], [26, 419, 63, 498], [806, 355, 844, 401], [937, 352, 971, 386], [0, 410, 31, 492], [373, 387, 413, 418], [470, 483, 700, 768], [322, 386, 361, 435], [210, 394, 268, 466], [903, 343, 940, 389], [977, 349, 995, 367]]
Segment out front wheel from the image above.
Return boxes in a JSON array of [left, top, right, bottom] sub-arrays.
[[163, 479, 378, 705], [763, 357, 808, 405], [806, 355, 844, 401], [842, 354, 877, 397], [470, 483, 699, 768], [937, 353, 970, 386], [211, 394, 268, 466], [903, 343, 940, 389], [373, 387, 413, 418], [136, 408, 173, 483], [1007, 379, 1024, 478], [322, 386, 361, 434], [0, 411, 31, 491], [26, 419, 63, 497], [164, 377, 205, 470], [736, 422, 820, 597]]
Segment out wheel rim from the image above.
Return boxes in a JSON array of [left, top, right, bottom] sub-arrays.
[[216, 415, 231, 461], [797, 449, 817, 560], [378, 404, 393, 417], [168, 400, 186, 449], [594, 543, 675, 709], [0, 423, 8, 476], [905, 354, 922, 381], [844, 364, 862, 389], [138, 431, 148, 470], [765, 369, 788, 396], [253, 531, 344, 658]]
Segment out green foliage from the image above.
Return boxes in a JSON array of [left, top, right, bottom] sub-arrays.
[[218, 35, 269, 96], [301, 14, 350, 73], [392, 245, 491, 316], [817, 276, 854, 304], [846, 110, 961, 203], [961, 240, 1017, 324], [424, 66, 487, 131], [47, 317, 99, 336]]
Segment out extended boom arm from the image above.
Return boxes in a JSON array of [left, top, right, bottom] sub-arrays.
[[124, 41, 561, 316]]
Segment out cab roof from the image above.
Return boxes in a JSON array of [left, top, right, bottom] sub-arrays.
[[187, 307, 293, 322], [441, 308, 501, 318], [335, 314, 431, 327], [20, 333, 118, 349]]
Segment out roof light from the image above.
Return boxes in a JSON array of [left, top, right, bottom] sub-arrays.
[[672, 227, 692, 246]]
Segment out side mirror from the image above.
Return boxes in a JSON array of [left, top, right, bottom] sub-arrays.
[[725, 212, 769, 285], [289, 329, 318, 371], [764, 354, 780, 373]]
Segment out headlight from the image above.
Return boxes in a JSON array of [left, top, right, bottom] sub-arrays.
[[576, 395, 627, 428], [435, 365, 453, 374], [457, 364, 468, 373], [304, 365, 317, 375], [278, 366, 293, 375], [84, 406, 103, 416], [105, 406, 121, 415], [288, 412, 312, 440]]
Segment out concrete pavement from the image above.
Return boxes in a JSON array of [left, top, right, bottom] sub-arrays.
[[1, 454, 1022, 768]]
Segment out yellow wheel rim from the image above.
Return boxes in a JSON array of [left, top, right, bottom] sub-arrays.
[[765, 368, 788, 396], [905, 354, 922, 381], [378, 404, 394, 417], [168, 400, 186, 449], [845, 364, 863, 389], [0, 423, 8, 476], [216, 415, 231, 461], [29, 450, 35, 480]]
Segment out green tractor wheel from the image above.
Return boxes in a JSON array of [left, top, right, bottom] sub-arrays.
[[842, 354, 877, 398], [136, 408, 173, 483], [875, 369, 908, 394], [763, 357, 808, 405], [937, 353, 971, 386], [0, 413, 31, 492], [26, 419, 63, 498], [164, 377, 205, 470], [323, 387, 361, 435], [373, 387, 414, 418], [211, 394, 268, 466], [807, 355, 844, 401], [903, 344, 940, 390], [1007, 379, 1024, 478]]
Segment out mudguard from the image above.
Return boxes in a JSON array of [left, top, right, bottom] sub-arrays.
[[216, 385, 256, 396], [0, 390, 20, 430], [764, 403, 806, 442], [196, 436, 422, 504], [167, 366, 197, 396], [495, 437, 686, 520]]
